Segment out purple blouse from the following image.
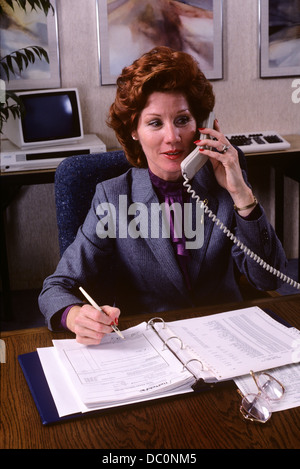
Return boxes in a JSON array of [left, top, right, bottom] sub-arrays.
[[148, 169, 192, 290]]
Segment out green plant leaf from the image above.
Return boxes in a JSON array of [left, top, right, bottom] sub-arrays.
[[0, 46, 49, 81], [0, 0, 54, 132], [0, 0, 54, 16], [0, 91, 24, 133]]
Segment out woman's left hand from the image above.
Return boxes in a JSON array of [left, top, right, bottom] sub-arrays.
[[195, 120, 255, 213]]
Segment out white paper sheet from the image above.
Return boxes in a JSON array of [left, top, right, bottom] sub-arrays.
[[167, 306, 300, 380], [37, 347, 84, 416], [52, 323, 194, 408], [38, 322, 195, 416]]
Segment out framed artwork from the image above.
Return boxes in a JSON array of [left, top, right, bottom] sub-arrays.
[[97, 0, 223, 84], [1, 0, 60, 90], [259, 0, 300, 77]]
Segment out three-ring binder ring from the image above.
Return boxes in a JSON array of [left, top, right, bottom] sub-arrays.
[[147, 317, 166, 329], [163, 336, 184, 350], [182, 358, 204, 373]]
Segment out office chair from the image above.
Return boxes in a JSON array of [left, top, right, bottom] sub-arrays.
[[55, 150, 131, 256]]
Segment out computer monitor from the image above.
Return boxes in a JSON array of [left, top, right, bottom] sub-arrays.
[[4, 88, 84, 149]]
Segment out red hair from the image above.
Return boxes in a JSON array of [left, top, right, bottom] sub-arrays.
[[107, 46, 215, 167]]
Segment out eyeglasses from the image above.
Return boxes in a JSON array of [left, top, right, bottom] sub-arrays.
[[237, 370, 285, 423]]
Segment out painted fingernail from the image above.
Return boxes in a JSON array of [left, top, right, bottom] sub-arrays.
[[193, 140, 202, 144], [199, 148, 205, 152]]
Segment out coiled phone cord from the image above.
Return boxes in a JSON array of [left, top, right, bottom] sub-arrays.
[[182, 174, 300, 290]]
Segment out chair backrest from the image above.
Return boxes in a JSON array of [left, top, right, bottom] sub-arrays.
[[55, 150, 131, 256]]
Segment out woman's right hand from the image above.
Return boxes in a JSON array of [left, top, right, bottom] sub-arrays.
[[66, 304, 121, 345]]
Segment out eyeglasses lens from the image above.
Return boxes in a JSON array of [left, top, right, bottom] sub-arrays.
[[242, 393, 271, 422], [257, 373, 284, 400]]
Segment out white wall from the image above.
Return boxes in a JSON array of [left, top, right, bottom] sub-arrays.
[[4, 0, 299, 289]]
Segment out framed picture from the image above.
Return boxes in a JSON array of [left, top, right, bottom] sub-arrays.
[[259, 0, 300, 77], [1, 0, 60, 90], [97, 0, 223, 84]]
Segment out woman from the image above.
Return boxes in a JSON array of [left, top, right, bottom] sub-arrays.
[[39, 47, 287, 344]]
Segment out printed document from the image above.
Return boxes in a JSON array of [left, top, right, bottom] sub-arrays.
[[167, 306, 300, 380], [38, 322, 194, 416], [37, 306, 300, 417]]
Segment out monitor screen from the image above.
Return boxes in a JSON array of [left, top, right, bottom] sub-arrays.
[[22, 91, 82, 142], [5, 88, 83, 148]]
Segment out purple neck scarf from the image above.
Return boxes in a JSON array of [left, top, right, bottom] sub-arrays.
[[148, 169, 191, 289]]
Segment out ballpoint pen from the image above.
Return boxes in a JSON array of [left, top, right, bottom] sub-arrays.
[[79, 286, 125, 339]]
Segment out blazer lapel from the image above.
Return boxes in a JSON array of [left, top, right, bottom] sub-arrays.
[[130, 166, 219, 295]]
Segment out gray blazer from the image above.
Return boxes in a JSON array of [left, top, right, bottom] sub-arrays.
[[39, 163, 287, 330]]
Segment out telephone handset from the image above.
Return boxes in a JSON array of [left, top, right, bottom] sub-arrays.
[[181, 111, 215, 180], [180, 111, 300, 291]]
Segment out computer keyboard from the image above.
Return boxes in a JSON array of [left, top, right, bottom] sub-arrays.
[[225, 131, 291, 153]]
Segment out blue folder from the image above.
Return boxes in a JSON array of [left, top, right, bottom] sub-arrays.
[[18, 351, 82, 425]]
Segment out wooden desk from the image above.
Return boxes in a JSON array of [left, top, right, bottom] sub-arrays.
[[1, 295, 300, 449]]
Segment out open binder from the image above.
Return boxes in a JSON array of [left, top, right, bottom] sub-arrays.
[[18, 306, 299, 425]]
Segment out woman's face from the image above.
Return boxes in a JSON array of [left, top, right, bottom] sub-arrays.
[[133, 91, 197, 181]]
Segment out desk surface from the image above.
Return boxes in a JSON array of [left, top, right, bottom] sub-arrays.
[[1, 295, 300, 450]]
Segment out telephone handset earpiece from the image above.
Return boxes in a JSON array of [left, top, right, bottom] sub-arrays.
[[180, 111, 215, 180]]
